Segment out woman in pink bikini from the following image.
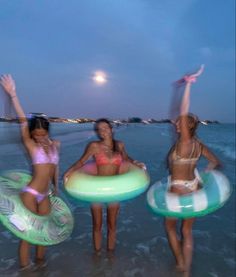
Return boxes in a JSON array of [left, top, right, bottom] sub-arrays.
[[166, 66, 220, 276], [64, 118, 144, 255], [0, 74, 60, 270]]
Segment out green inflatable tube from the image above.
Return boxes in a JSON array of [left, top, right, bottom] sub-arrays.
[[147, 170, 232, 218], [0, 170, 74, 245], [64, 162, 150, 203]]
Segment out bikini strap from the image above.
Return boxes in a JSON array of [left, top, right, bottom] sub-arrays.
[[172, 139, 199, 161], [189, 140, 196, 159], [193, 138, 203, 159]]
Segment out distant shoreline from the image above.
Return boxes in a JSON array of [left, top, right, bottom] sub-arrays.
[[0, 117, 220, 125]]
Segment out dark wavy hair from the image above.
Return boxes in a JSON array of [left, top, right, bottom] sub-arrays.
[[28, 115, 50, 136], [94, 118, 118, 152]]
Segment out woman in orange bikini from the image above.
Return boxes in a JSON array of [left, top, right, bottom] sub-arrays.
[[166, 66, 220, 276], [0, 74, 60, 271], [64, 118, 144, 255]]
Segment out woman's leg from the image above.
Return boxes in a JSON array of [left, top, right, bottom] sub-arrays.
[[181, 218, 195, 276], [18, 241, 31, 269], [107, 203, 120, 251], [19, 193, 37, 268], [165, 218, 184, 271], [35, 196, 51, 266], [91, 204, 103, 251]]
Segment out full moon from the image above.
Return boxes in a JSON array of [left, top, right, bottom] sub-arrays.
[[93, 71, 107, 84]]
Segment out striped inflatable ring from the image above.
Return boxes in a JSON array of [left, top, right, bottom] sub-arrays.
[[147, 170, 232, 218], [0, 170, 74, 245], [64, 162, 150, 203]]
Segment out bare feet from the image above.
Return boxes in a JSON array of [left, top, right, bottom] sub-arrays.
[[183, 270, 191, 277], [175, 263, 185, 272], [19, 262, 34, 272], [33, 258, 47, 270], [106, 249, 116, 263], [175, 262, 191, 277], [92, 250, 102, 264]]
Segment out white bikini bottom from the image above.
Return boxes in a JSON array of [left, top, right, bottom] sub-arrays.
[[169, 169, 202, 192]]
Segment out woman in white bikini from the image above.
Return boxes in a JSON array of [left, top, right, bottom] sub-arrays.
[[166, 66, 221, 277]]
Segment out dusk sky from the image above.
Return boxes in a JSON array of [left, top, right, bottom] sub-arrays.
[[0, 0, 235, 122]]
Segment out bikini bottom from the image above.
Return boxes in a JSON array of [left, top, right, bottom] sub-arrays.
[[170, 178, 199, 191], [22, 186, 49, 203]]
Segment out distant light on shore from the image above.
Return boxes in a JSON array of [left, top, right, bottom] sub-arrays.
[[92, 71, 107, 85]]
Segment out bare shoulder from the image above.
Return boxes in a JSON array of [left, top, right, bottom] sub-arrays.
[[87, 141, 100, 150]]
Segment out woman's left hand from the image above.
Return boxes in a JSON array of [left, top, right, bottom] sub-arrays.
[[133, 160, 147, 170]]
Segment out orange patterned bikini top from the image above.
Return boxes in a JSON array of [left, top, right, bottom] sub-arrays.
[[95, 145, 122, 166]]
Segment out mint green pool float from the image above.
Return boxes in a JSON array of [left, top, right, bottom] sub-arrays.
[[65, 162, 150, 203], [0, 170, 74, 245], [147, 170, 232, 218]]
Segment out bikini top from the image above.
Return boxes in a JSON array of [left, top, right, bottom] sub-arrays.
[[32, 144, 59, 165], [170, 139, 201, 165], [95, 145, 122, 166]]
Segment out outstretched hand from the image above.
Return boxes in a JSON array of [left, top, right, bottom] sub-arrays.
[[0, 74, 16, 97], [184, 64, 205, 83], [175, 64, 205, 85]]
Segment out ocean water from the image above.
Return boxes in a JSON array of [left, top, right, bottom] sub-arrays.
[[0, 122, 235, 277]]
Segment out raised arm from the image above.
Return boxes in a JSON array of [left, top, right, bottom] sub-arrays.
[[0, 74, 32, 146], [63, 142, 96, 182], [177, 65, 204, 141]]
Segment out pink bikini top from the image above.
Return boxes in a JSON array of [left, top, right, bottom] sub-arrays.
[[32, 144, 59, 165], [95, 150, 122, 167]]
